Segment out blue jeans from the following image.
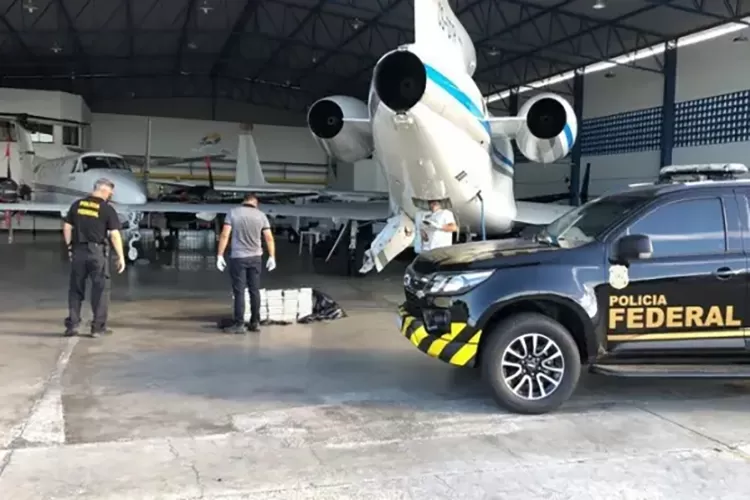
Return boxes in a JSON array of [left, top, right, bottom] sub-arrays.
[[229, 256, 262, 326]]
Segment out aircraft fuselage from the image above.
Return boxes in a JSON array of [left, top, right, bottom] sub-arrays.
[[31, 153, 148, 223], [368, 45, 518, 235]]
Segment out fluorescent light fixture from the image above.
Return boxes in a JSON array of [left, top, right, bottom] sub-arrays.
[[593, 0, 606, 9], [485, 16, 750, 104], [677, 20, 748, 47]]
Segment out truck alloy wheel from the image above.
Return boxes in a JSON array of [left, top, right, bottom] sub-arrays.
[[501, 333, 564, 400], [482, 312, 581, 414]]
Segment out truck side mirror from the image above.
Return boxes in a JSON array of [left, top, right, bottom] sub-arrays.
[[614, 234, 653, 263]]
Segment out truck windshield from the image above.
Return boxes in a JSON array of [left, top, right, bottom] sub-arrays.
[[537, 192, 654, 248]]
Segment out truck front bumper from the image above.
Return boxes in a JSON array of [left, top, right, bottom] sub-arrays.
[[397, 304, 482, 368]]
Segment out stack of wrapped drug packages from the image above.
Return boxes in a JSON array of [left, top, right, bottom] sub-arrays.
[[241, 287, 315, 325]]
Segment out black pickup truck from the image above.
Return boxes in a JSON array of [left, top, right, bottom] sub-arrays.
[[399, 172, 750, 414]]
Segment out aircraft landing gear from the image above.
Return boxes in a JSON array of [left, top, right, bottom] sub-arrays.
[[358, 213, 415, 274], [124, 212, 143, 263]]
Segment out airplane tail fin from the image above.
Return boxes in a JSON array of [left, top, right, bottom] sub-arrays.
[[235, 124, 266, 187], [414, 0, 477, 75], [12, 120, 35, 185]]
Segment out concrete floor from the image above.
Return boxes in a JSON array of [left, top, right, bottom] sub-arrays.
[[0, 233, 749, 499]]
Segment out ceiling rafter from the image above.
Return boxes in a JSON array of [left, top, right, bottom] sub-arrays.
[[2, 0, 749, 112], [0, 12, 32, 55], [53, 0, 87, 69], [174, 0, 199, 75], [124, 0, 133, 59], [245, 0, 328, 82], [290, 0, 407, 86], [478, 4, 662, 80], [210, 0, 261, 78]]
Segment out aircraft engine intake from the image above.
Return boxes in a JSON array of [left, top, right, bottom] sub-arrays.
[[307, 95, 373, 163], [373, 50, 426, 113], [515, 93, 578, 164], [0, 178, 20, 203]]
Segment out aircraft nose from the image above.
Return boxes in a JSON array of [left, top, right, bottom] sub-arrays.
[[109, 175, 147, 205]]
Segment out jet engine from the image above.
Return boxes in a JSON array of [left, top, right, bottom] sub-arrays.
[[307, 95, 373, 163], [373, 49, 426, 113], [515, 93, 578, 164]]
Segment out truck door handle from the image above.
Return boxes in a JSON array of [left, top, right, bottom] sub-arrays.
[[714, 267, 733, 280]]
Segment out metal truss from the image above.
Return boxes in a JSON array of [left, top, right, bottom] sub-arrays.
[[1, 0, 749, 113], [653, 0, 750, 23], [0, 73, 315, 114], [479, 0, 750, 96]]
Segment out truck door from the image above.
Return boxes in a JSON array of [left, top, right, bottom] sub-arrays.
[[606, 193, 747, 354], [734, 190, 750, 350]]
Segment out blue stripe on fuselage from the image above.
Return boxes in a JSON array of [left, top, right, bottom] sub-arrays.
[[423, 64, 513, 169]]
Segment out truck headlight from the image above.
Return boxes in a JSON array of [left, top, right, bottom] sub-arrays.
[[426, 270, 494, 295]]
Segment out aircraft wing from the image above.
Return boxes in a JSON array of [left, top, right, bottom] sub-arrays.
[[0, 202, 70, 214], [147, 179, 203, 188], [124, 154, 227, 167], [135, 201, 391, 221], [213, 184, 319, 195], [514, 201, 574, 225], [0, 200, 391, 222], [213, 184, 388, 201]]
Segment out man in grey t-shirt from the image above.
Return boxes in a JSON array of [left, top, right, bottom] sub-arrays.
[[216, 193, 277, 333]]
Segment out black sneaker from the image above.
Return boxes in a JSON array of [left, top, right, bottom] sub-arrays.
[[247, 323, 260, 333], [63, 327, 78, 337]]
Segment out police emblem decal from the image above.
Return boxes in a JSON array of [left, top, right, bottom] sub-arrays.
[[608, 265, 629, 290]]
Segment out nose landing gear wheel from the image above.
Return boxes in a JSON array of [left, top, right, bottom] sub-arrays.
[[127, 245, 139, 262], [126, 230, 142, 263]]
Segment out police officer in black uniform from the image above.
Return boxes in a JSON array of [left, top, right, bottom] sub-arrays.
[[62, 178, 126, 338]]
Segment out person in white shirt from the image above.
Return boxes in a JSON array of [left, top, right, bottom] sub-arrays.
[[420, 200, 458, 251]]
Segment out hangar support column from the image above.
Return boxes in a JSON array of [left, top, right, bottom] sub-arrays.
[[508, 89, 518, 115], [660, 40, 677, 168], [571, 69, 584, 206]]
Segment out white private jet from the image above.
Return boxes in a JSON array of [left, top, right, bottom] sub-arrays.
[[0, 0, 582, 272], [300, 0, 580, 272]]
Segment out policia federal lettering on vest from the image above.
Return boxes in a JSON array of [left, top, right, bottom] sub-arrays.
[[62, 178, 126, 337]]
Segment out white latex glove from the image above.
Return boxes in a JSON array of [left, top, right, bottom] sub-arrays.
[[216, 255, 226, 272], [266, 256, 276, 271]]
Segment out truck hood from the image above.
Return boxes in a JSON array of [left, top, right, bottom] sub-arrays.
[[411, 238, 562, 274]]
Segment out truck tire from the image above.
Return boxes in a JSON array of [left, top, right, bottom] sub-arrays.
[[481, 312, 581, 415]]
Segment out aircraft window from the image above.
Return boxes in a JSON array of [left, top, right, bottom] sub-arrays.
[[627, 197, 726, 257], [0, 121, 13, 142], [63, 126, 80, 147], [81, 156, 130, 171], [27, 122, 54, 144]]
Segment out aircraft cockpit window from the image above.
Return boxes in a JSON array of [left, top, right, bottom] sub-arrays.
[[81, 156, 130, 172]]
